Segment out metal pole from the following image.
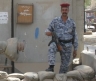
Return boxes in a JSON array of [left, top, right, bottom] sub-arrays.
[[87, 46, 89, 51], [11, 0, 14, 73], [84, 0, 86, 33]]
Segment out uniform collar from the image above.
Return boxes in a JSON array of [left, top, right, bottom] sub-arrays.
[[60, 16, 70, 20], [60, 16, 70, 22]]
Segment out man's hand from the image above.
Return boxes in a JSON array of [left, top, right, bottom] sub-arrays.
[[73, 50, 77, 58], [57, 45, 62, 51], [45, 32, 52, 36]]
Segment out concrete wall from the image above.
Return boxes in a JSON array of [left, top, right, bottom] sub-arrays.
[[13, 0, 84, 63], [0, 0, 11, 63], [0, 0, 84, 64]]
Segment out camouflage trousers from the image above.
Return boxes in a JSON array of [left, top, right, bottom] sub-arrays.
[[48, 42, 72, 73]]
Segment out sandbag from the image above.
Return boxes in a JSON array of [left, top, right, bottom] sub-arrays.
[[67, 78, 79, 81], [54, 74, 67, 81], [66, 70, 83, 81], [74, 65, 95, 80], [67, 78, 74, 81], [54, 73, 80, 81], [24, 72, 38, 81], [38, 71, 55, 81], [21, 79, 26, 81], [0, 71, 8, 79], [4, 38, 18, 62], [0, 79, 7, 81], [6, 77, 20, 81], [0, 41, 7, 54], [8, 73, 24, 79]]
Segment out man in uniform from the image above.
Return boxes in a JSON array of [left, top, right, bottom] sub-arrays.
[[45, 3, 78, 73]]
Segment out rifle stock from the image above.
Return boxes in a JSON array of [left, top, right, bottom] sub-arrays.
[[48, 31, 62, 52]]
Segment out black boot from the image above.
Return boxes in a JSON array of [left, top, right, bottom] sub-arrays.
[[45, 65, 54, 72]]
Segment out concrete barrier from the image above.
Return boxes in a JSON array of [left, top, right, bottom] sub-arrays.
[[81, 50, 95, 69], [81, 50, 96, 81]]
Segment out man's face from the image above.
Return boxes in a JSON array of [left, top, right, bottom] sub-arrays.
[[61, 7, 69, 16]]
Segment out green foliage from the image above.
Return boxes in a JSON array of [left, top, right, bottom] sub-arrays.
[[85, 0, 91, 8]]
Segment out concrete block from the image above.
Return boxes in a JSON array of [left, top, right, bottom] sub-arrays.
[[81, 50, 96, 69]]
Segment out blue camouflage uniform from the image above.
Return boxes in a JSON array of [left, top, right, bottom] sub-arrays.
[[45, 16, 78, 73]]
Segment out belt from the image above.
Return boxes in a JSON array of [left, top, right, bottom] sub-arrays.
[[59, 39, 73, 43]]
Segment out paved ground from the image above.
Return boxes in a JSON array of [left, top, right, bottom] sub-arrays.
[[15, 63, 61, 73]]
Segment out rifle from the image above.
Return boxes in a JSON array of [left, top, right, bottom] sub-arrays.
[[48, 28, 62, 52]]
